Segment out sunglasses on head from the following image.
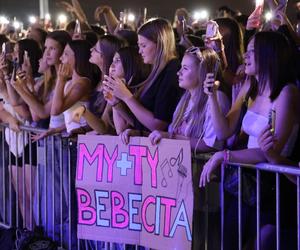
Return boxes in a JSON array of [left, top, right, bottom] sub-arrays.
[[185, 46, 203, 61]]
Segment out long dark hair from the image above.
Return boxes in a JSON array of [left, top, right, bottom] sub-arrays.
[[117, 46, 150, 87], [254, 31, 296, 101], [215, 17, 244, 74], [99, 35, 123, 75], [68, 40, 99, 87]]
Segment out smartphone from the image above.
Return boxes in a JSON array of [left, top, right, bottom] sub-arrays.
[[12, 59, 20, 81], [206, 21, 219, 39], [268, 109, 276, 133], [207, 60, 220, 92], [75, 19, 81, 34], [119, 12, 125, 29], [1, 42, 6, 55], [178, 15, 186, 34]]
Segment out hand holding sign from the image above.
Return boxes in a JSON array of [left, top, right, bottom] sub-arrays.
[[149, 130, 163, 145]]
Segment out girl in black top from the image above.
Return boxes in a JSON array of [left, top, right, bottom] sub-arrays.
[[103, 18, 182, 143]]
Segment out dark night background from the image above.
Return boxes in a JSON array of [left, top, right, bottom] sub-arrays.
[[0, 0, 298, 25]]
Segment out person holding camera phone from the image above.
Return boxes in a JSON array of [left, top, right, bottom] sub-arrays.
[[200, 31, 300, 250], [148, 47, 230, 152], [104, 18, 182, 142]]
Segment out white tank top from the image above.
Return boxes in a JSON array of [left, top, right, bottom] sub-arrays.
[[242, 109, 299, 157], [63, 80, 89, 133]]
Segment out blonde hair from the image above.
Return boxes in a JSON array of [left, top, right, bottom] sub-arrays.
[[169, 49, 221, 138], [137, 18, 177, 96], [41, 66, 56, 103]]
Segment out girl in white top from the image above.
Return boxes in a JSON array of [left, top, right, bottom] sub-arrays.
[[199, 31, 300, 187], [10, 31, 72, 139], [50, 40, 96, 134], [148, 47, 230, 152]]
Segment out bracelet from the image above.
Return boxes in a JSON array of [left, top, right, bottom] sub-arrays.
[[223, 149, 231, 164]]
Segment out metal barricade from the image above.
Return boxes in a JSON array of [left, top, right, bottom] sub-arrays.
[[2, 122, 298, 250], [0, 123, 143, 250], [222, 162, 300, 250]]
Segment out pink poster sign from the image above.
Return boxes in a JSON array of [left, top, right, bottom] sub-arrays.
[[76, 135, 193, 250]]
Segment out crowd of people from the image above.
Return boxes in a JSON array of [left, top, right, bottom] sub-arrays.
[[0, 0, 300, 249]]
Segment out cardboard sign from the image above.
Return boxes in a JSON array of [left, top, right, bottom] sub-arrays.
[[76, 135, 193, 250]]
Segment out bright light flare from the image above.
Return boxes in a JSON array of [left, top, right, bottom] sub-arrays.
[[256, 0, 264, 8], [0, 16, 9, 24], [265, 11, 273, 21], [45, 13, 51, 20], [127, 13, 135, 22], [29, 16, 37, 24], [58, 14, 67, 24], [193, 10, 209, 20], [13, 20, 21, 29]]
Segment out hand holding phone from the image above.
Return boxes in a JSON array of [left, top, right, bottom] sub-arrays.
[[12, 59, 20, 81], [119, 12, 125, 29], [206, 21, 219, 39], [268, 109, 276, 133], [178, 15, 186, 35], [207, 60, 220, 92]]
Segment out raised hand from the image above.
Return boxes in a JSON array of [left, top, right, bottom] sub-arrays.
[[102, 88, 120, 106], [246, 6, 263, 30], [58, 1, 75, 14], [21, 51, 32, 77], [103, 75, 133, 101], [203, 73, 219, 96], [94, 5, 112, 21], [58, 63, 72, 82]]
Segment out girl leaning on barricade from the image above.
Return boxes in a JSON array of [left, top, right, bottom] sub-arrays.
[[0, 38, 43, 228], [68, 35, 123, 135], [103, 18, 183, 141], [11, 30, 72, 136], [34, 37, 97, 249], [199, 31, 300, 250], [146, 45, 231, 250], [9, 30, 73, 243], [147, 47, 230, 152]]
